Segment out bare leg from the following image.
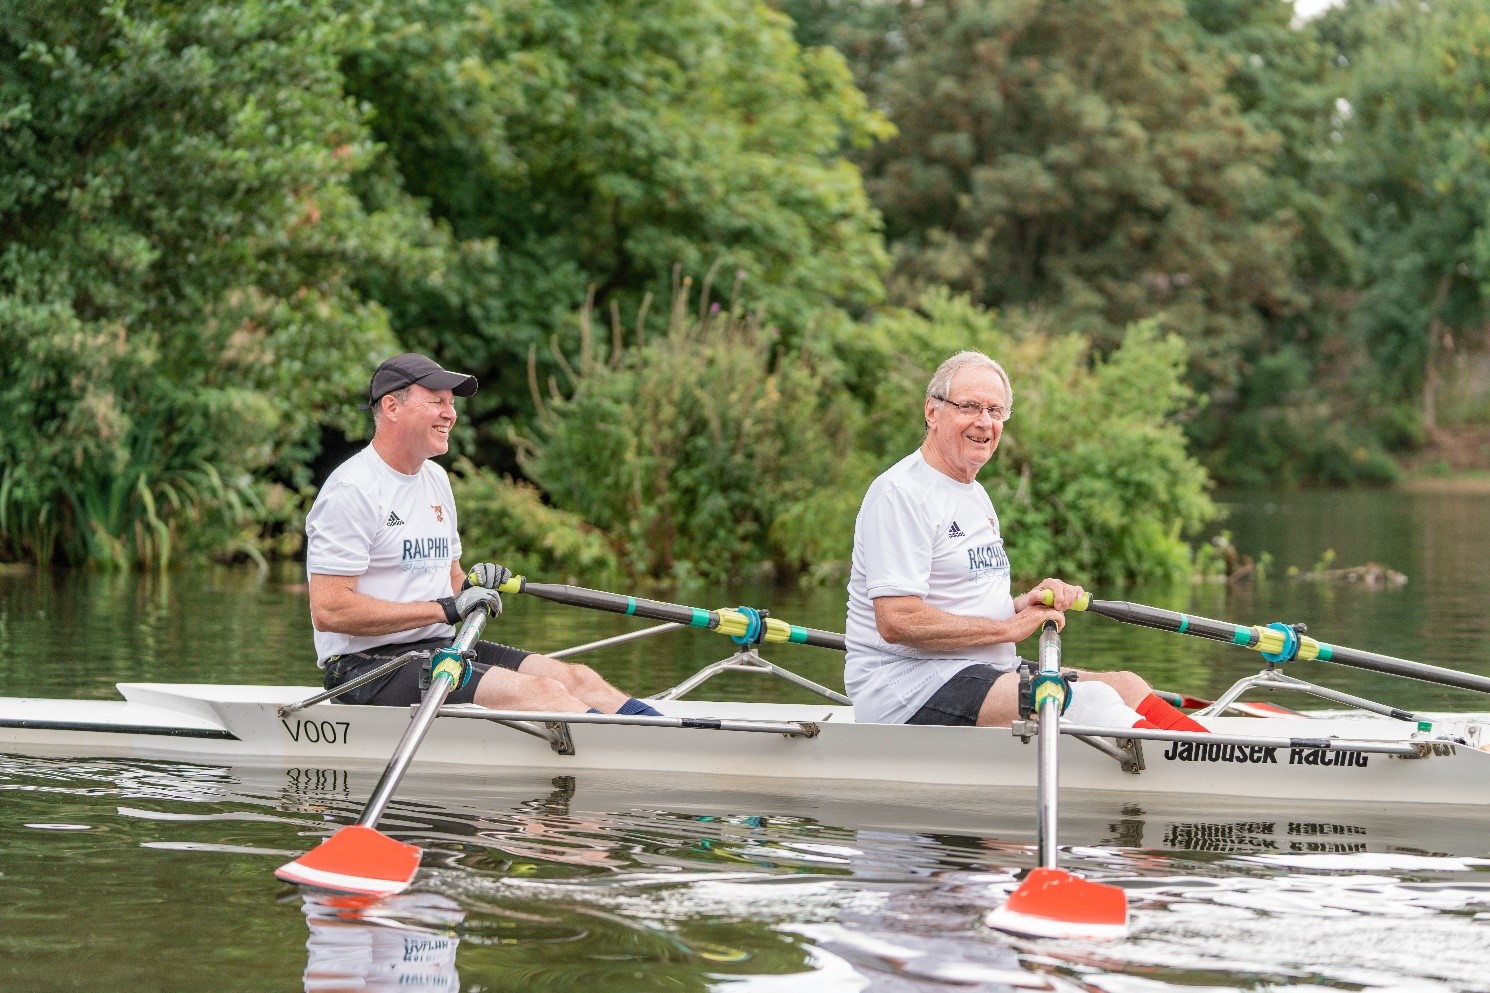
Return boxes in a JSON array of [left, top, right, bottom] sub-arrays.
[[974, 672, 1024, 727], [516, 654, 631, 713], [472, 666, 591, 713], [1074, 670, 1151, 708], [973, 669, 1153, 727]]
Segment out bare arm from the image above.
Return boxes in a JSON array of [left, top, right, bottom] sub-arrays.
[[872, 576, 1085, 651], [308, 573, 450, 637], [873, 595, 1065, 652]]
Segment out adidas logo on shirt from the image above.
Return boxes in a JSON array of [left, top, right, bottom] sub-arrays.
[[386, 511, 405, 527], [947, 521, 965, 538]]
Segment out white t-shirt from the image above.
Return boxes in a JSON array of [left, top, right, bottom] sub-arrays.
[[845, 450, 1016, 723], [305, 446, 463, 664]]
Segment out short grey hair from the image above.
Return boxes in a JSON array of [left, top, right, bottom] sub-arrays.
[[926, 350, 1013, 409], [371, 384, 416, 426]]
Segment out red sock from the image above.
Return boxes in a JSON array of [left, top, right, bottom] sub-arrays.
[[1137, 693, 1209, 733], [1132, 718, 1160, 729]]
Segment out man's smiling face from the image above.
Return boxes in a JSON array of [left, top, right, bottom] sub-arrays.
[[922, 365, 1008, 483], [392, 383, 457, 462]]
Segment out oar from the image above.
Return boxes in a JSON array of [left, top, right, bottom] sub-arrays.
[[496, 574, 845, 650], [1042, 591, 1490, 696], [275, 608, 489, 895], [986, 621, 1129, 939], [503, 574, 1216, 708]]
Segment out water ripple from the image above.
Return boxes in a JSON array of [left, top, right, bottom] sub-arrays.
[[6, 753, 1490, 991]]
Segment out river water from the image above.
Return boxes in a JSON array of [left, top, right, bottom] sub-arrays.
[[3, 487, 1490, 991]]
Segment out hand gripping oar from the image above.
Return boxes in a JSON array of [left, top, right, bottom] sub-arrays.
[[496, 574, 845, 651], [275, 608, 488, 895], [1042, 590, 1490, 696], [987, 621, 1129, 940]]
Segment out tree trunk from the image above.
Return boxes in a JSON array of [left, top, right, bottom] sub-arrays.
[[1425, 276, 1451, 433]]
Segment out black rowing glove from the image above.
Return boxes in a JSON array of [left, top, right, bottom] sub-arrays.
[[468, 562, 512, 590], [436, 586, 502, 624]]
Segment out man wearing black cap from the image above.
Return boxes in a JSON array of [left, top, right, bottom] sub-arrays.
[[304, 353, 662, 716]]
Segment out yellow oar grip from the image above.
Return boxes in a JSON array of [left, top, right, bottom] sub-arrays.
[[762, 617, 793, 643], [496, 575, 524, 594], [714, 608, 750, 638], [1037, 589, 1091, 610], [1254, 626, 1286, 656]]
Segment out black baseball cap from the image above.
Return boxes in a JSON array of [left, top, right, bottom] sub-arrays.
[[362, 353, 478, 409]]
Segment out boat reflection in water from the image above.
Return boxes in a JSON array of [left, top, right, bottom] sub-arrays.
[[300, 891, 464, 993], [268, 761, 1490, 992]]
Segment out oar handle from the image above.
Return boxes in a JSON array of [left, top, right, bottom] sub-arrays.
[[1037, 589, 1092, 611], [1043, 589, 1490, 696], [497, 575, 846, 651]]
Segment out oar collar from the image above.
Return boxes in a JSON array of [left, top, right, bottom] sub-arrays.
[[727, 606, 768, 646], [1259, 622, 1306, 665]]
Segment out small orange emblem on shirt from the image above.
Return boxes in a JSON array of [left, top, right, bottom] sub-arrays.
[[431, 504, 444, 522]]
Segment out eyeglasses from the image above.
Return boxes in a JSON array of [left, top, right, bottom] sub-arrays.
[[934, 396, 1010, 422]]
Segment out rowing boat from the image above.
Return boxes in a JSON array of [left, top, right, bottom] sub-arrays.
[[5, 579, 1489, 811], [2, 674, 1487, 805]]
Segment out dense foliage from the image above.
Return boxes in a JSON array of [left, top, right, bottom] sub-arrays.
[[1178, 0, 1394, 484], [4, 0, 1488, 582], [830, 292, 1214, 584], [1328, 0, 1490, 430], [825, 0, 1292, 391], [340, 0, 890, 455], [521, 281, 861, 584], [0, 0, 435, 566]]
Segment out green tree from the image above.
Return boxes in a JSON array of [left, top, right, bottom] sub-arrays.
[[1330, 0, 1490, 431], [1177, 0, 1396, 483], [342, 0, 891, 460], [0, 0, 441, 565], [819, 0, 1293, 405]]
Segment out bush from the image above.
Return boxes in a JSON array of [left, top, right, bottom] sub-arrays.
[[0, 302, 267, 567], [844, 290, 1218, 586], [521, 277, 860, 584], [448, 459, 622, 587], [523, 284, 1217, 588], [1201, 347, 1398, 487]]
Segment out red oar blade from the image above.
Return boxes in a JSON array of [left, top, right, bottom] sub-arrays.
[[985, 867, 1129, 940], [275, 824, 422, 896]]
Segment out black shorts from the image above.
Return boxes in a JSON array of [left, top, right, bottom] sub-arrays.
[[906, 663, 1019, 726], [322, 637, 530, 706]]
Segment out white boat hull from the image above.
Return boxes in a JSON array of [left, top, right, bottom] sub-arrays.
[[3, 683, 1488, 806]]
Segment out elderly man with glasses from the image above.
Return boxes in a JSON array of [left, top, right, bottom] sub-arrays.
[[843, 350, 1207, 733]]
